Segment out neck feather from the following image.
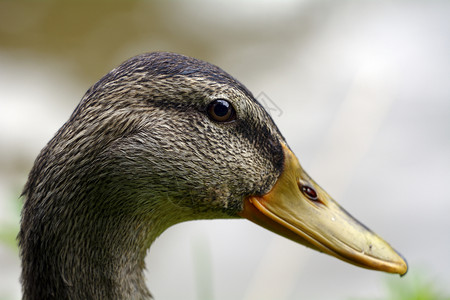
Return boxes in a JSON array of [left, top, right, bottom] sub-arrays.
[[19, 194, 160, 300]]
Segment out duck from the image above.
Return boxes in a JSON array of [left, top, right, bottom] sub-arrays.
[[19, 52, 407, 300]]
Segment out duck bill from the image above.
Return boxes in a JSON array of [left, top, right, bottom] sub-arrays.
[[239, 144, 408, 275]]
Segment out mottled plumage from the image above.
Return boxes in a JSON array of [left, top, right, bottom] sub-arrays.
[[19, 52, 285, 299]]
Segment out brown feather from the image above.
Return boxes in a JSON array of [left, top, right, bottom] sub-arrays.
[[19, 52, 286, 299]]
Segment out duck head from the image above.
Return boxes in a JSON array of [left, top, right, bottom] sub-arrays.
[[20, 52, 406, 299]]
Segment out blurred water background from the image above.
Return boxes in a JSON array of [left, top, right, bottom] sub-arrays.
[[1, 1, 449, 299]]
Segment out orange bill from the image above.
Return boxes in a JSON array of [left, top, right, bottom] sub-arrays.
[[239, 144, 408, 275]]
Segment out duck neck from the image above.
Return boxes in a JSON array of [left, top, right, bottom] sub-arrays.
[[20, 192, 169, 300]]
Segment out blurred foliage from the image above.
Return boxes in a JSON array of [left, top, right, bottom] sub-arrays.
[[349, 271, 450, 300], [0, 195, 21, 253], [0, 196, 20, 300], [0, 1, 272, 85], [0, 224, 19, 252], [382, 275, 450, 300]]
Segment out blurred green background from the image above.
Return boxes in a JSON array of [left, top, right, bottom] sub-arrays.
[[1, 1, 449, 299]]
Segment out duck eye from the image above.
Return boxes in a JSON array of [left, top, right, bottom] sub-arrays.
[[300, 184, 318, 201], [207, 99, 236, 122]]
